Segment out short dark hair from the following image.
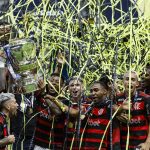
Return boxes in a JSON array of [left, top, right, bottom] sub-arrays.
[[92, 80, 109, 91], [99, 74, 111, 85], [49, 73, 65, 83]]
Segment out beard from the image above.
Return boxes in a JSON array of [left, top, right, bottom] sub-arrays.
[[9, 110, 17, 118]]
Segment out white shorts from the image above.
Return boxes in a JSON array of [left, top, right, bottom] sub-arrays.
[[34, 145, 51, 150]]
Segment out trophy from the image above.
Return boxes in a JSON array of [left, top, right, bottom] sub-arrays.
[[4, 39, 40, 94]]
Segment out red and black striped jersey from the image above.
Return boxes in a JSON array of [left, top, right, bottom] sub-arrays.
[[116, 91, 150, 150], [64, 102, 80, 150], [52, 108, 66, 150], [0, 112, 8, 150], [64, 100, 89, 150], [34, 95, 66, 149], [80, 100, 111, 150]]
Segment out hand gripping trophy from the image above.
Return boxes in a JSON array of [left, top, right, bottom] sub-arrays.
[[3, 39, 40, 94]]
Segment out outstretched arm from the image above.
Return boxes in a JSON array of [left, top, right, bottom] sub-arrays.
[[44, 95, 82, 118], [0, 135, 15, 147], [44, 96, 62, 116]]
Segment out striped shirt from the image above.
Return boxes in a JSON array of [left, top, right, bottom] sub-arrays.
[[64, 101, 88, 150], [34, 95, 66, 149], [80, 100, 111, 150], [0, 112, 8, 150], [116, 91, 150, 150]]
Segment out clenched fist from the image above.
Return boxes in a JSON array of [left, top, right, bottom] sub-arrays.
[[7, 135, 15, 144]]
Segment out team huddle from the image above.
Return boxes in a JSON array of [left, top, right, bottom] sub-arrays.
[[0, 62, 150, 150]]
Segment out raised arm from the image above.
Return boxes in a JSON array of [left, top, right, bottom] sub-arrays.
[[0, 135, 15, 147], [44, 95, 82, 118]]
